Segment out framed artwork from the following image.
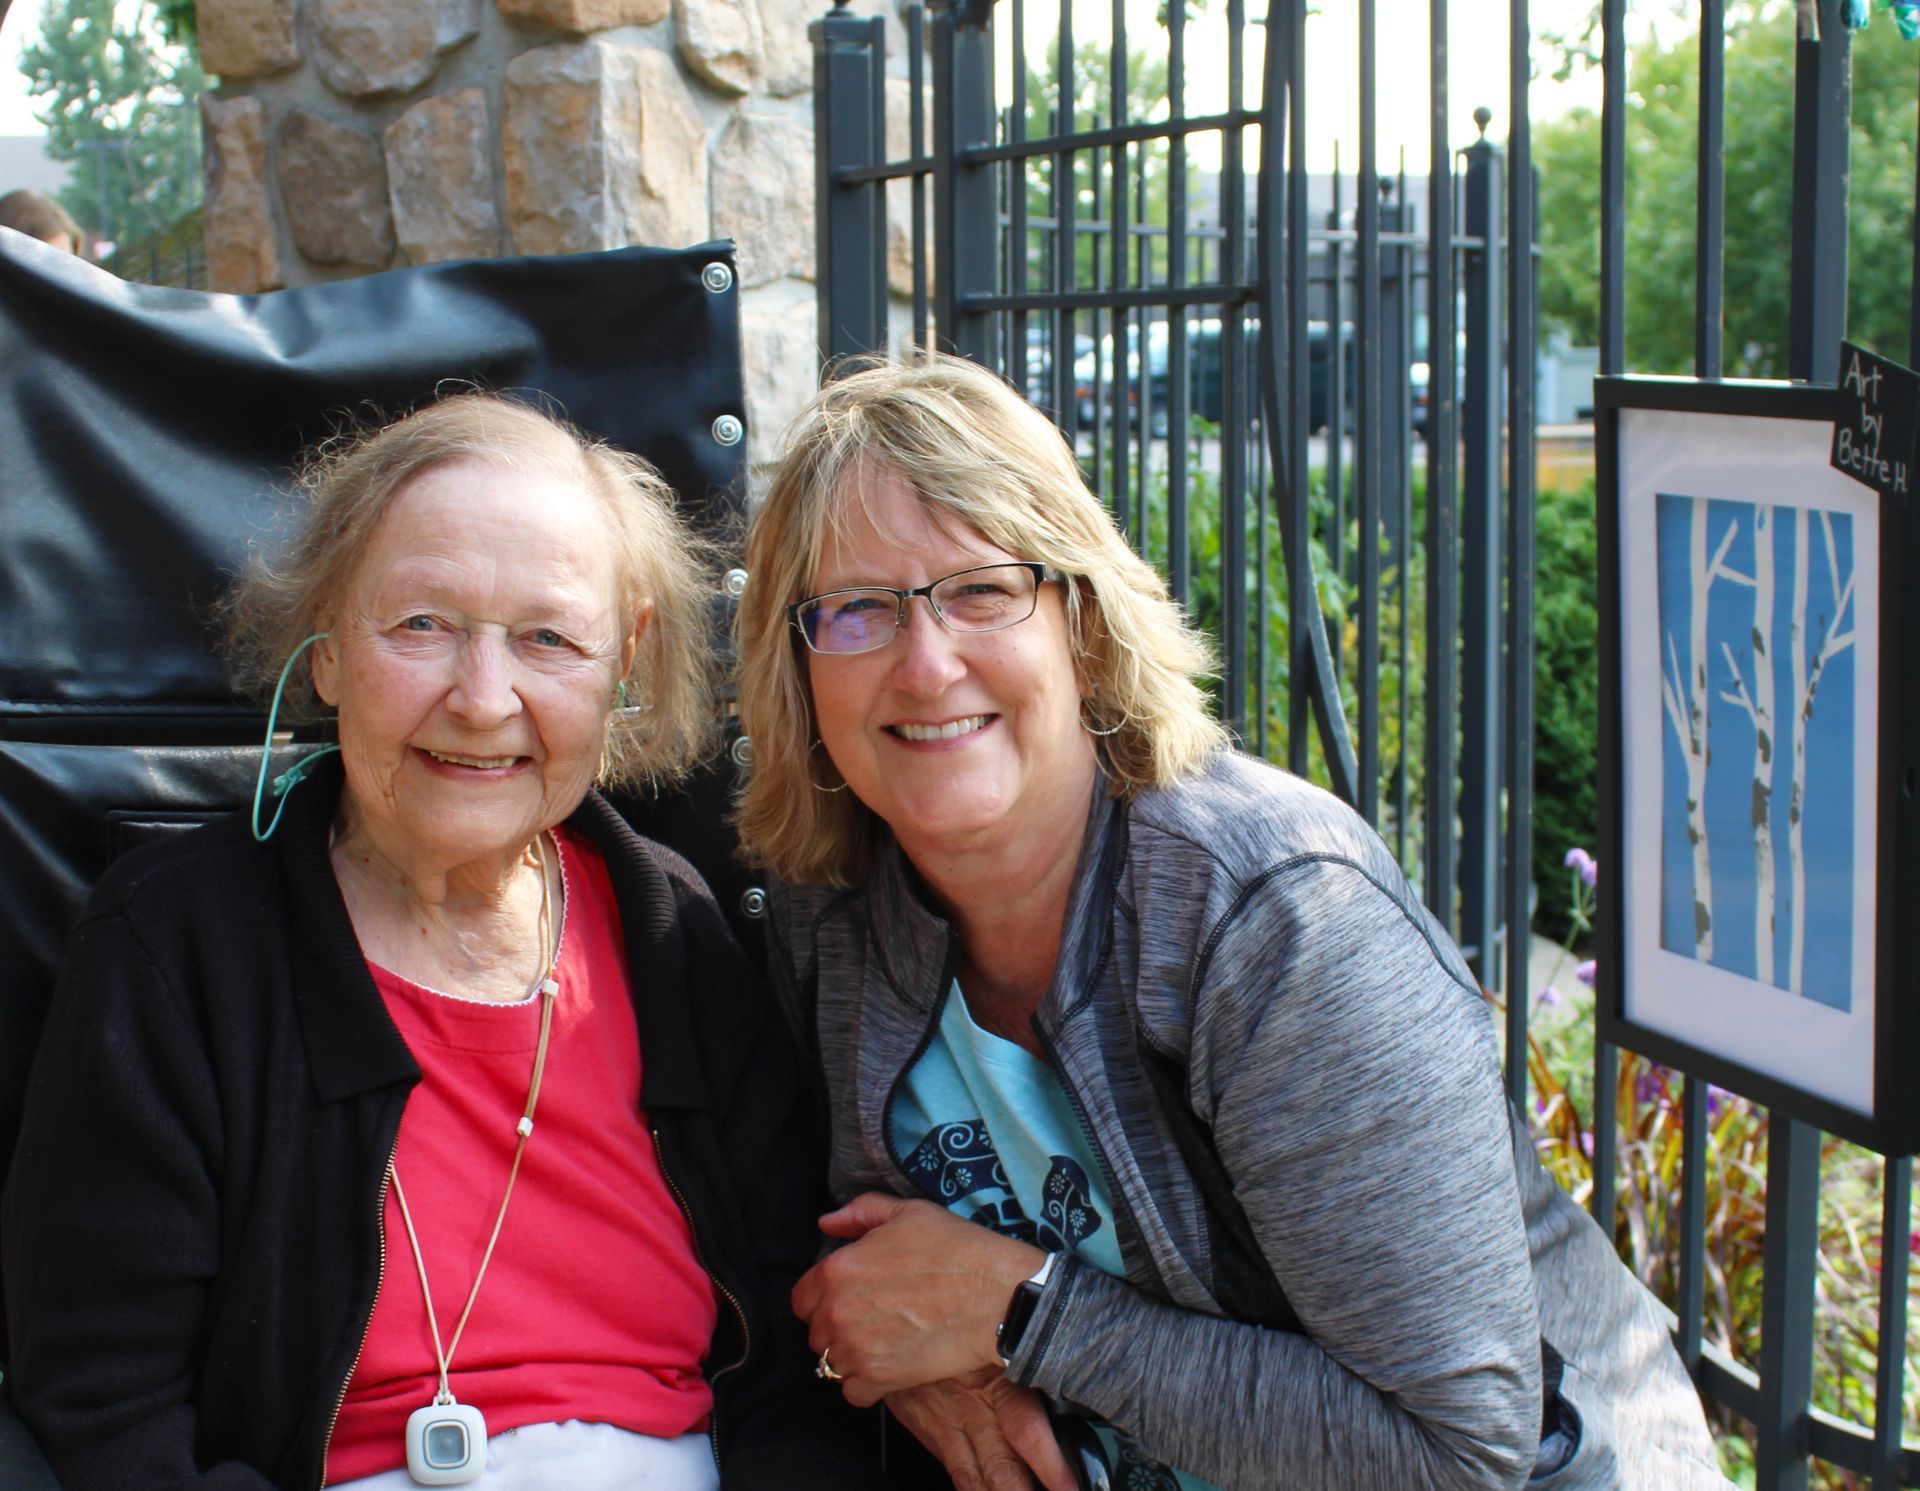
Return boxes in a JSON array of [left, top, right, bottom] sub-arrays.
[[1594, 375, 1918, 1155]]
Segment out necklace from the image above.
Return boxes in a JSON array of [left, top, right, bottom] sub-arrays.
[[389, 830, 562, 1486]]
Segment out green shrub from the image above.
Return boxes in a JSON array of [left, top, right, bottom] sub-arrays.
[[1532, 479, 1600, 942]]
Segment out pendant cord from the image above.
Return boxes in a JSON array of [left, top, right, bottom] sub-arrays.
[[388, 829, 560, 1408]]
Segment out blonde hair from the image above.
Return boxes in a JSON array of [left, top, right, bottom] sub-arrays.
[[735, 352, 1226, 886], [220, 390, 717, 788]]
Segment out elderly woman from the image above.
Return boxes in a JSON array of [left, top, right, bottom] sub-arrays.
[[735, 355, 1730, 1491], [2, 393, 879, 1490]]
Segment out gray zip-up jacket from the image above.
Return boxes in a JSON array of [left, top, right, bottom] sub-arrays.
[[770, 751, 1726, 1491]]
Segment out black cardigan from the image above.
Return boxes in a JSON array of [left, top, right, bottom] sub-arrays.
[[1, 759, 880, 1490]]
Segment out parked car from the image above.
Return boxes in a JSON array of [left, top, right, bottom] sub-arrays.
[[1410, 309, 1469, 441], [1073, 318, 1356, 436], [1019, 325, 1095, 414]]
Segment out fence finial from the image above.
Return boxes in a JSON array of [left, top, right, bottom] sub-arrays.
[[1473, 106, 1493, 139]]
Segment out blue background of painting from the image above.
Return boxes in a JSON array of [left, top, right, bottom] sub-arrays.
[[1654, 494, 1856, 1010]]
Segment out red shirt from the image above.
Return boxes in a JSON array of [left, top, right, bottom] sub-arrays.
[[324, 828, 718, 1483]]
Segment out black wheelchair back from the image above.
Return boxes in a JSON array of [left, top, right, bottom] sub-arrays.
[[0, 231, 762, 1486]]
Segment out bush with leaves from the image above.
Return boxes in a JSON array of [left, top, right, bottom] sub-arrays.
[[1532, 478, 1599, 941], [1117, 428, 1427, 882]]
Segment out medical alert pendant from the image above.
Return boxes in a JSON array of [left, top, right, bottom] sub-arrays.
[[405, 1397, 486, 1485]]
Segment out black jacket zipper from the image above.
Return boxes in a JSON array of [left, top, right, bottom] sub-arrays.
[[314, 1131, 399, 1490], [652, 1126, 751, 1471]]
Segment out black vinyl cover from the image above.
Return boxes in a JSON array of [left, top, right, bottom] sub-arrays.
[[0, 235, 762, 1294], [0, 229, 748, 732]]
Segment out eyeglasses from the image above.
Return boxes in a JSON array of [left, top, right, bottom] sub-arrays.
[[789, 562, 1052, 656]]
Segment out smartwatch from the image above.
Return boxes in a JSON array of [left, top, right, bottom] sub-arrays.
[[996, 1251, 1062, 1364]]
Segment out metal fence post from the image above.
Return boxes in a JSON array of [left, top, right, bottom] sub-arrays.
[[931, 0, 996, 364], [1502, 10, 1537, 1113], [1379, 187, 1408, 553], [1424, 1, 1458, 931], [1871, 1155, 1912, 1490], [813, 4, 888, 362], [1787, 0, 1850, 383], [1753, 12, 1844, 1483], [1756, 1114, 1820, 1490], [1590, 0, 1626, 1249], [1459, 119, 1503, 990]]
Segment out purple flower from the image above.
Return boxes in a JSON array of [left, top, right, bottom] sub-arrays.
[[1574, 960, 1596, 987], [1535, 984, 1563, 1007], [1707, 1083, 1731, 1119], [1579, 1131, 1595, 1157], [1564, 847, 1598, 888]]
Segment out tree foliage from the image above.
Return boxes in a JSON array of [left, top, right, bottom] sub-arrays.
[[20, 0, 207, 248], [153, 0, 196, 51], [1020, 42, 1184, 290], [1535, 0, 1917, 376]]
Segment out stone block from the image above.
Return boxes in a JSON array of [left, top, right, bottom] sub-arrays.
[[755, 0, 808, 97], [504, 41, 708, 256], [741, 294, 820, 474], [201, 94, 283, 293], [197, 0, 298, 78], [496, 0, 668, 34], [384, 89, 502, 263], [675, 0, 760, 95], [311, 0, 479, 98], [275, 110, 396, 267], [711, 111, 812, 288]]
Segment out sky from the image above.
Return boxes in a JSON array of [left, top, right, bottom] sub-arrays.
[[2, 10, 39, 136], [996, 0, 1612, 171], [0, 0, 1617, 151]]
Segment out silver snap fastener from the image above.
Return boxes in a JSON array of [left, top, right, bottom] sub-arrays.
[[702, 261, 734, 294], [723, 567, 749, 598], [730, 735, 755, 768], [712, 414, 744, 446], [740, 887, 768, 919]]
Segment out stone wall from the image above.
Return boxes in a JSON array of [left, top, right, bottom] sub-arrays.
[[196, 0, 909, 484]]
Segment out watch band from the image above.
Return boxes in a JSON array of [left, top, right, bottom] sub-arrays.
[[995, 1251, 1062, 1364]]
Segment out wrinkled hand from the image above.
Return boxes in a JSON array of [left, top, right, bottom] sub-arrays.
[[887, 1371, 1079, 1491], [791, 1192, 1045, 1407]]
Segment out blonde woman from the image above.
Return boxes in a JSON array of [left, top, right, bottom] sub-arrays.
[[736, 354, 1728, 1491]]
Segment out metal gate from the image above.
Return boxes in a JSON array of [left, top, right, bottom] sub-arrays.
[[812, 0, 1530, 994], [809, 0, 1914, 1485]]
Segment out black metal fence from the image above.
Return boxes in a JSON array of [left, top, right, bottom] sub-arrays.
[[811, 1, 1915, 1486], [812, 0, 1527, 972], [1587, 4, 1913, 1487]]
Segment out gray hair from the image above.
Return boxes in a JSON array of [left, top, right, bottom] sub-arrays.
[[219, 391, 717, 788]]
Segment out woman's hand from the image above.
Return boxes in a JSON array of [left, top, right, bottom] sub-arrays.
[[790, 1192, 1046, 1406], [887, 1372, 1079, 1491]]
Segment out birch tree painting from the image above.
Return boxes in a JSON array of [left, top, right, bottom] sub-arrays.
[[1654, 493, 1856, 1010]]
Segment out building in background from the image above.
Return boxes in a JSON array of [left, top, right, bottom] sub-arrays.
[[0, 135, 68, 199]]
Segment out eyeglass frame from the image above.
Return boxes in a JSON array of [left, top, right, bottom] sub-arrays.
[[787, 561, 1057, 656]]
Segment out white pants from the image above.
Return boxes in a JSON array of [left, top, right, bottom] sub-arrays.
[[330, 1423, 719, 1491]]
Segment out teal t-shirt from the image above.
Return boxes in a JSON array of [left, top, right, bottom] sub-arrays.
[[891, 983, 1222, 1491]]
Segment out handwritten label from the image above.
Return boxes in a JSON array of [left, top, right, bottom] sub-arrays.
[[1831, 340, 1919, 499]]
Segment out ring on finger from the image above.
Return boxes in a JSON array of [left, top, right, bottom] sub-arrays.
[[815, 1347, 846, 1383]]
